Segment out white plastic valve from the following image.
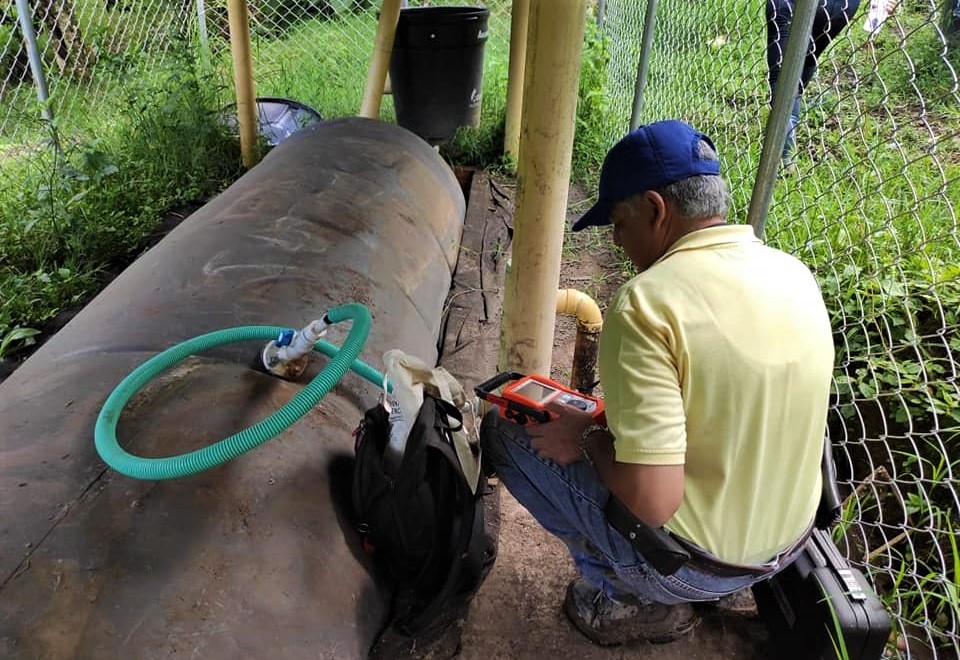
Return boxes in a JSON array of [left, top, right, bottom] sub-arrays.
[[283, 318, 328, 360], [261, 317, 329, 379]]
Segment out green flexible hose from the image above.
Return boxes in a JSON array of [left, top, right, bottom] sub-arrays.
[[94, 302, 385, 481]]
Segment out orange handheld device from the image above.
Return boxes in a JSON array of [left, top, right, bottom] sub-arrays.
[[474, 372, 605, 426]]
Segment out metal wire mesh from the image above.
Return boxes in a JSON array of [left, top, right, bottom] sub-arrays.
[[1, 0, 201, 143], [2, 0, 958, 655], [0, 0, 512, 142], [600, 0, 960, 656], [599, 0, 772, 214]]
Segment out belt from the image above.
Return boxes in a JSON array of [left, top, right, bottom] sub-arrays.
[[670, 525, 813, 579], [604, 495, 690, 576], [605, 493, 812, 579]]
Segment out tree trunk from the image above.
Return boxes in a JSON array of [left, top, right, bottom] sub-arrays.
[[39, 0, 95, 77]]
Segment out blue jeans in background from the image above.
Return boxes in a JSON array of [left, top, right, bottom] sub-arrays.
[[479, 411, 796, 604], [765, 0, 861, 159]]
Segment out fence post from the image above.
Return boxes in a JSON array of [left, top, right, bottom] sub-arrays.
[[360, 0, 402, 119], [597, 0, 607, 27], [500, 0, 587, 376], [227, 0, 259, 168], [196, 0, 210, 57], [503, 0, 530, 167], [629, 0, 660, 129], [14, 0, 54, 124], [746, 0, 819, 238]]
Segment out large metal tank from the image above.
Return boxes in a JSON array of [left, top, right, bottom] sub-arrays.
[[0, 118, 465, 659]]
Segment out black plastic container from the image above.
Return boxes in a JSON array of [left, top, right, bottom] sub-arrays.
[[389, 6, 490, 144], [753, 528, 892, 659]]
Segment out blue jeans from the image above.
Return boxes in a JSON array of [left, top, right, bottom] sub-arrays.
[[765, 0, 861, 158], [765, 0, 861, 96], [479, 411, 796, 605]]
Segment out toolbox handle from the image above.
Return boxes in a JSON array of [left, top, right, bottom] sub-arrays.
[[473, 372, 552, 424], [816, 439, 843, 529], [473, 371, 525, 398]]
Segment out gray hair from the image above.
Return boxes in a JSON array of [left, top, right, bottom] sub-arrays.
[[659, 140, 729, 221]]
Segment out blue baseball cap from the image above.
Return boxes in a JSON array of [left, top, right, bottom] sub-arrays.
[[572, 120, 721, 231]]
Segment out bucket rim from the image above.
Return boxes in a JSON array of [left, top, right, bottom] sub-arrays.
[[398, 6, 490, 22]]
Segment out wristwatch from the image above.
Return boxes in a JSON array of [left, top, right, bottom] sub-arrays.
[[577, 424, 607, 465]]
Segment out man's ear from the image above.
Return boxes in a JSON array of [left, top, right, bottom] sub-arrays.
[[645, 190, 669, 228]]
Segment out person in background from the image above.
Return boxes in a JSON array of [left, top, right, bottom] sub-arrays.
[[480, 120, 835, 646], [765, 0, 862, 162], [766, 0, 902, 162]]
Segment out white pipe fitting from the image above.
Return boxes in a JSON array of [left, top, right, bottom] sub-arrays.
[[262, 317, 329, 379]]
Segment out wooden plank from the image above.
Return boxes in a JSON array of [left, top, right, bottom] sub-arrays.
[[438, 170, 513, 393]]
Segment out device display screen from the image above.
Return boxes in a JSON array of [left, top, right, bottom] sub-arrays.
[[513, 379, 561, 404], [555, 392, 596, 412]]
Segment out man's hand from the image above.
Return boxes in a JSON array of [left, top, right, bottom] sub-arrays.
[[525, 401, 596, 465]]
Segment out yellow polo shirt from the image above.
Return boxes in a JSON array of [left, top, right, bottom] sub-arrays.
[[598, 225, 834, 564]]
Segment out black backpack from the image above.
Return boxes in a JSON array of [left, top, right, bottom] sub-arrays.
[[352, 393, 497, 637]]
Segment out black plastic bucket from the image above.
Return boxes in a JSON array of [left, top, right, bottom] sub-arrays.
[[389, 6, 490, 144]]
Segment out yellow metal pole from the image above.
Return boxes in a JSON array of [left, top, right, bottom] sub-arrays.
[[360, 0, 403, 119], [500, 0, 587, 377], [227, 0, 259, 169], [503, 0, 530, 166]]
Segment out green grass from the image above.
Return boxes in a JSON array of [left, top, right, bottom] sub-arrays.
[[241, 12, 377, 120]]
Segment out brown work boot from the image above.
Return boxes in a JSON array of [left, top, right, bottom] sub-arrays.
[[696, 587, 758, 617], [563, 576, 700, 646]]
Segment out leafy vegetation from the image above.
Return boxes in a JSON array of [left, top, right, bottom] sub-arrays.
[[0, 48, 241, 357]]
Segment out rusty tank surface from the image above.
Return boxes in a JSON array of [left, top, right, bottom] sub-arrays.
[[0, 118, 465, 659]]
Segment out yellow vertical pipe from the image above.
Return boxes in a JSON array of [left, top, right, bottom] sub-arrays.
[[500, 0, 587, 377], [503, 0, 530, 166], [360, 0, 402, 119], [227, 0, 259, 169]]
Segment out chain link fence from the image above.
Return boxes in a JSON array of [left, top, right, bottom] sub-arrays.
[[1, 0, 202, 142], [599, 0, 959, 656], [0, 0, 512, 144], [2, 0, 959, 656]]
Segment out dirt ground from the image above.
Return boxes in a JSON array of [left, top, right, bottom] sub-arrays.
[[452, 176, 771, 660]]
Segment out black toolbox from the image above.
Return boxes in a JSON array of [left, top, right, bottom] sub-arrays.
[[753, 527, 892, 659]]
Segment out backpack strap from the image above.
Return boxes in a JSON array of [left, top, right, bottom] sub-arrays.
[[429, 371, 482, 496]]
